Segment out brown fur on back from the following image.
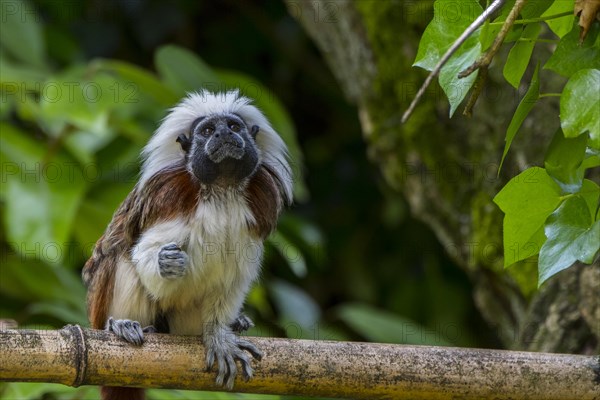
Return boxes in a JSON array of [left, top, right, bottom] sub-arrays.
[[83, 198, 134, 328]]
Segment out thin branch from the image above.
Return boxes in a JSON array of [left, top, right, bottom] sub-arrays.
[[463, 67, 489, 117], [459, 0, 529, 79], [401, 0, 506, 124], [457, 0, 529, 115], [1, 327, 599, 399], [488, 11, 573, 25], [516, 38, 560, 44]]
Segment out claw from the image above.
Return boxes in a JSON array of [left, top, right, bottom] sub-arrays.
[[237, 352, 253, 381], [224, 355, 237, 389], [237, 339, 263, 361], [162, 243, 180, 251], [215, 352, 227, 386], [142, 325, 157, 334], [241, 362, 253, 381], [205, 350, 215, 372]]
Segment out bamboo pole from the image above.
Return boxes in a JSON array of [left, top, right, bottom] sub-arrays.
[[0, 326, 598, 399]]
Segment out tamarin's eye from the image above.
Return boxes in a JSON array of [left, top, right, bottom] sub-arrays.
[[202, 127, 215, 137], [229, 123, 241, 132], [190, 117, 205, 133]]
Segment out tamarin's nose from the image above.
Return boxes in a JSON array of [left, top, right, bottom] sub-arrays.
[[214, 128, 243, 147]]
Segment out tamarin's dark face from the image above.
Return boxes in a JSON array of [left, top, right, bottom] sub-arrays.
[[177, 113, 260, 186]]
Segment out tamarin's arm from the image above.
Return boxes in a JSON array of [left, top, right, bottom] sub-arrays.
[[131, 219, 191, 300]]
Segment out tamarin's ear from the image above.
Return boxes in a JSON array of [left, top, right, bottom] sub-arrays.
[[176, 134, 192, 153], [250, 125, 260, 140]]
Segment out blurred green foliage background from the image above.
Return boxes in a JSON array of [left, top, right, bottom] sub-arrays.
[[1, 0, 495, 398]]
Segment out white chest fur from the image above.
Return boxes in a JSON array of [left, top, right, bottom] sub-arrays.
[[126, 192, 263, 335]]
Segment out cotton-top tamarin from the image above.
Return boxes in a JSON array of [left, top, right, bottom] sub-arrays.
[[82, 90, 293, 400]]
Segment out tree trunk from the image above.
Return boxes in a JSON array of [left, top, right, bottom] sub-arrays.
[[285, 0, 599, 354]]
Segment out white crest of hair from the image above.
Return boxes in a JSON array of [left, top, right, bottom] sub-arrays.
[[139, 89, 293, 202]]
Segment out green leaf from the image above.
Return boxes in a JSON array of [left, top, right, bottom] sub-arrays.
[[336, 303, 452, 346], [276, 213, 325, 266], [542, 0, 575, 38], [413, 0, 483, 116], [494, 167, 563, 266], [1, 383, 63, 400], [580, 179, 600, 219], [544, 129, 588, 192], [0, 57, 46, 88], [147, 389, 260, 400], [268, 231, 307, 278], [28, 301, 87, 325], [545, 22, 600, 77], [0, 124, 87, 264], [155, 45, 220, 95], [269, 280, 320, 330], [0, 0, 46, 68], [520, 0, 552, 19], [539, 196, 600, 286], [580, 150, 600, 171], [499, 63, 540, 171], [560, 69, 600, 149], [0, 383, 94, 400], [480, 16, 503, 52], [0, 258, 53, 301], [93, 59, 179, 107], [0, 254, 86, 310], [503, 23, 542, 88], [73, 182, 134, 249], [36, 75, 115, 133]]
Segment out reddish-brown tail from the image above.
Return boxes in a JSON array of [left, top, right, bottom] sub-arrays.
[[101, 386, 145, 400]]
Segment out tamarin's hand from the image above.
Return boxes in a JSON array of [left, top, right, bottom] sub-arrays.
[[158, 243, 189, 279]]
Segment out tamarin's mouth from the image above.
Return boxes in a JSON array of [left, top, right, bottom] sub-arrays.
[[208, 143, 245, 162]]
